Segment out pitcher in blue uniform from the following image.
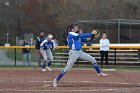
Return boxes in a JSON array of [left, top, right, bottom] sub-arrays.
[[53, 24, 108, 87]]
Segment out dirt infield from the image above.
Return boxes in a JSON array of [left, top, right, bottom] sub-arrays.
[[0, 68, 140, 93]]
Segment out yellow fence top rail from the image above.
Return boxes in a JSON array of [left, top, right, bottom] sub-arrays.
[[0, 44, 140, 49]]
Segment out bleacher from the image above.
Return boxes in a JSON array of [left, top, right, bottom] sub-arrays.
[[53, 49, 140, 67]]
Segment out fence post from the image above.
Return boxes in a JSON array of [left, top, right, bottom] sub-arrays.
[[77, 60, 79, 67], [15, 48, 17, 66], [114, 49, 117, 66]]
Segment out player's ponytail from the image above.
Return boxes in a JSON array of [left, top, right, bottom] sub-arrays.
[[68, 24, 78, 32], [66, 25, 71, 32], [65, 24, 79, 37], [62, 25, 71, 45]]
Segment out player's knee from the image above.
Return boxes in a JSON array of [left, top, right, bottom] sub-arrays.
[[67, 68, 71, 72], [63, 66, 71, 72], [44, 58, 47, 61], [90, 58, 96, 64], [50, 58, 54, 61]]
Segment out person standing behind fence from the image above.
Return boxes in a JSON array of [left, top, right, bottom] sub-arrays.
[[22, 40, 31, 66], [35, 31, 46, 68], [100, 33, 110, 68]]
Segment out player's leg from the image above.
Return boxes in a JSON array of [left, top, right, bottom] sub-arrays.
[[27, 53, 31, 66], [100, 51, 105, 68], [23, 53, 27, 66], [40, 49, 48, 71], [53, 50, 81, 87], [46, 49, 53, 71], [46, 49, 53, 66], [36, 49, 42, 68], [56, 50, 81, 80], [105, 51, 109, 68], [79, 52, 108, 76]]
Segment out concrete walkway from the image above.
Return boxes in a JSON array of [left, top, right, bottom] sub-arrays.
[[0, 49, 38, 66], [0, 49, 24, 65]]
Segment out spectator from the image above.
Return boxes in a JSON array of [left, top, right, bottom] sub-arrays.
[[35, 31, 46, 68], [100, 33, 110, 68], [78, 29, 83, 34], [22, 40, 31, 66]]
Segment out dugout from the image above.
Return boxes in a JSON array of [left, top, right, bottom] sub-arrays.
[[76, 19, 140, 44]]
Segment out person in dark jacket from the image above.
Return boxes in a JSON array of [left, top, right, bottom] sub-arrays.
[[35, 31, 46, 68], [22, 40, 31, 66]]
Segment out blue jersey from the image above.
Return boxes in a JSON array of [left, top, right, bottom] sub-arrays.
[[40, 39, 54, 50], [67, 32, 93, 50]]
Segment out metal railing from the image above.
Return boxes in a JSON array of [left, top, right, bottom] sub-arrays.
[[0, 44, 140, 66]]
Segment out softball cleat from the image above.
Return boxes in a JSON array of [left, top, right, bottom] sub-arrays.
[[98, 73, 108, 77], [53, 79, 58, 87], [46, 67, 52, 71], [41, 69, 47, 72]]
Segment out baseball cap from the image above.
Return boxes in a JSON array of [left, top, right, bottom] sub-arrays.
[[48, 34, 53, 38]]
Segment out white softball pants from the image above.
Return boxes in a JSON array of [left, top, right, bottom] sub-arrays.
[[63, 50, 97, 72]]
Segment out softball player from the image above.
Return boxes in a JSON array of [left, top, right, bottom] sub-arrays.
[[40, 34, 54, 72], [53, 24, 108, 87]]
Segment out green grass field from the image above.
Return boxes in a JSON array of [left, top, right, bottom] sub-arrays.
[[5, 49, 37, 62], [5, 48, 64, 62]]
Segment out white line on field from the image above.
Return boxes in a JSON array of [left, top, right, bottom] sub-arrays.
[[42, 85, 52, 87], [0, 88, 130, 92], [0, 80, 139, 86], [53, 68, 140, 72]]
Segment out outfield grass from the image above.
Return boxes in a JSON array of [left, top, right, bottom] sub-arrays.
[[5, 49, 37, 62], [0, 65, 35, 68], [5, 48, 64, 62]]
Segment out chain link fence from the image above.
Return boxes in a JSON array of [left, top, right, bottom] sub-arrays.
[[77, 19, 140, 44]]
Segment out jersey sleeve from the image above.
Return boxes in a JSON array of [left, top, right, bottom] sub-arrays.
[[69, 32, 93, 39], [40, 40, 46, 49], [81, 37, 92, 42], [81, 38, 87, 42], [51, 40, 55, 49], [106, 39, 110, 47], [77, 33, 93, 38]]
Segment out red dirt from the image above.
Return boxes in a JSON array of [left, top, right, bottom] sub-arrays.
[[0, 68, 140, 93]]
